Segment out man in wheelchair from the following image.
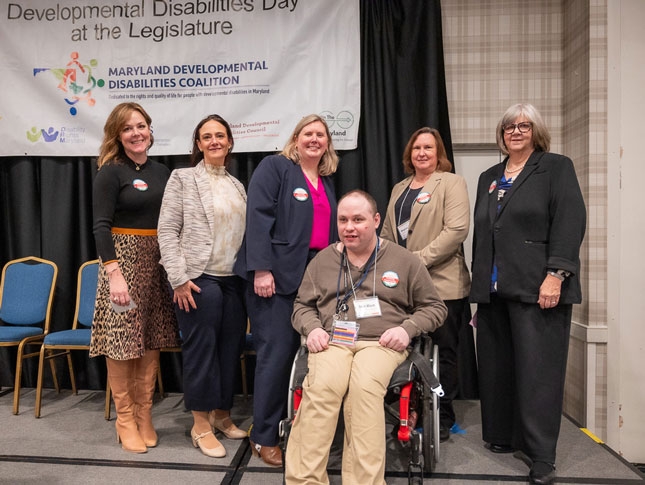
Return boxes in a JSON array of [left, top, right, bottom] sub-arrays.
[[285, 190, 448, 485]]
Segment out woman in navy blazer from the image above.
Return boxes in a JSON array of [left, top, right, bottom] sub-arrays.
[[470, 104, 586, 485], [234, 114, 338, 466]]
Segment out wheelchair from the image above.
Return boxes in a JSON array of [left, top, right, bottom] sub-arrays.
[[278, 334, 442, 483]]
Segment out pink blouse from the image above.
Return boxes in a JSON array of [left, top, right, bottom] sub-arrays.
[[305, 176, 331, 250]]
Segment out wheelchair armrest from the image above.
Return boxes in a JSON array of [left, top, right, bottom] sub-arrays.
[[388, 360, 415, 391], [292, 346, 309, 388]]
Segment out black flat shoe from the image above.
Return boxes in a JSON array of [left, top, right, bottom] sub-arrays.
[[529, 461, 555, 484], [439, 425, 450, 442], [487, 443, 515, 453]]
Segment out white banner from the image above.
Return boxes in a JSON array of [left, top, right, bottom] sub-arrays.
[[0, 0, 360, 156]]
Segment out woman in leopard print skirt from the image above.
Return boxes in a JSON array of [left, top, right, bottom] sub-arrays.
[[90, 102, 180, 453]]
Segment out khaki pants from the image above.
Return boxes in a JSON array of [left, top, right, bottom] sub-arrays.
[[285, 341, 408, 485]]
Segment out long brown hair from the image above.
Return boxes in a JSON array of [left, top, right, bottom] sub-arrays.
[[97, 102, 153, 168]]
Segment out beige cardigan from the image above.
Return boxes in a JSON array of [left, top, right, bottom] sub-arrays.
[[157, 161, 246, 289], [381, 171, 471, 300]]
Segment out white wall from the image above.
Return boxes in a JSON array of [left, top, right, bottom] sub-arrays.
[[607, 0, 645, 463], [454, 149, 500, 320], [454, 149, 501, 273]]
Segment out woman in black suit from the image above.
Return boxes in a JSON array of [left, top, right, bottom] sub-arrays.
[[470, 103, 586, 485], [234, 114, 338, 467]]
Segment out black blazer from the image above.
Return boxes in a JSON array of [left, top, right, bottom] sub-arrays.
[[234, 155, 338, 295], [470, 151, 586, 304]]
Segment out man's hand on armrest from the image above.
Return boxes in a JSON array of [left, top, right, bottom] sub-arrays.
[[307, 327, 330, 353], [379, 326, 410, 352]]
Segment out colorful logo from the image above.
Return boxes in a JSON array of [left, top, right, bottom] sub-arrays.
[[416, 192, 431, 204], [27, 126, 59, 143], [34, 51, 105, 116], [488, 180, 497, 194], [381, 271, 400, 288], [293, 187, 309, 201], [133, 179, 148, 191]]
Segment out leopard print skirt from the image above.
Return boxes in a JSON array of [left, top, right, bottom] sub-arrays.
[[90, 232, 180, 360]]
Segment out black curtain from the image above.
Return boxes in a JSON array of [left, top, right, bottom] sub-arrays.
[[0, 0, 453, 392]]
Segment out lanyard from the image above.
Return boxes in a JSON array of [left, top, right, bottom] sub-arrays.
[[396, 185, 413, 228], [335, 238, 379, 315]]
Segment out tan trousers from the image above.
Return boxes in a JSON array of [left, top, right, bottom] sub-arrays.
[[285, 341, 408, 485]]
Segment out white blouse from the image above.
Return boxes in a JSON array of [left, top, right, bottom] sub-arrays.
[[203, 164, 246, 276]]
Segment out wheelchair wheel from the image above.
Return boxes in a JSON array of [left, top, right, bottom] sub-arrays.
[[421, 338, 440, 473], [432, 342, 440, 464]]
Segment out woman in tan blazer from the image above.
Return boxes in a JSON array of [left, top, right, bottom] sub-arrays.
[[381, 127, 471, 442]]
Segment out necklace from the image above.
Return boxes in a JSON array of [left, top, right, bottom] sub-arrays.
[[505, 163, 525, 174]]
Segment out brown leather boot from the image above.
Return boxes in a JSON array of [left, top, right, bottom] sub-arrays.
[[106, 358, 147, 453], [134, 350, 160, 447]]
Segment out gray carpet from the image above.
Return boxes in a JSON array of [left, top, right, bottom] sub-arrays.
[[1, 388, 642, 484]]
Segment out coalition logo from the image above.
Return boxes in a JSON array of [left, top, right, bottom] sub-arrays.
[[320, 110, 355, 137], [27, 126, 60, 143], [33, 51, 105, 116], [26, 125, 86, 144]]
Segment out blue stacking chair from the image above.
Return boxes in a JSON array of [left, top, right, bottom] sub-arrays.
[[35, 260, 99, 418], [0, 256, 58, 415]]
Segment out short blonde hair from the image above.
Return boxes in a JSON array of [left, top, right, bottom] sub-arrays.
[[402, 127, 452, 175], [281, 114, 339, 176], [496, 103, 551, 155], [97, 103, 153, 168]]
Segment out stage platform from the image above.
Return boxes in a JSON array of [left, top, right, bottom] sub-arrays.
[[1, 388, 643, 484]]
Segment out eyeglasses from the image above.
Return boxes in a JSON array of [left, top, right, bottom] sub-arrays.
[[503, 122, 532, 134]]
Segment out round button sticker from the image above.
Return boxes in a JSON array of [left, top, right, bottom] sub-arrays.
[[293, 187, 309, 201], [132, 179, 148, 191], [416, 192, 431, 204], [381, 271, 400, 288], [488, 180, 497, 194]]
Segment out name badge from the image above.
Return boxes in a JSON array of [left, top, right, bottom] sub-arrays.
[[331, 320, 359, 346], [397, 220, 410, 241], [353, 296, 382, 319]]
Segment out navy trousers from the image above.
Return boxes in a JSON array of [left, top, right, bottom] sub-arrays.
[[174, 274, 246, 411], [246, 287, 301, 446], [476, 294, 571, 463]]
